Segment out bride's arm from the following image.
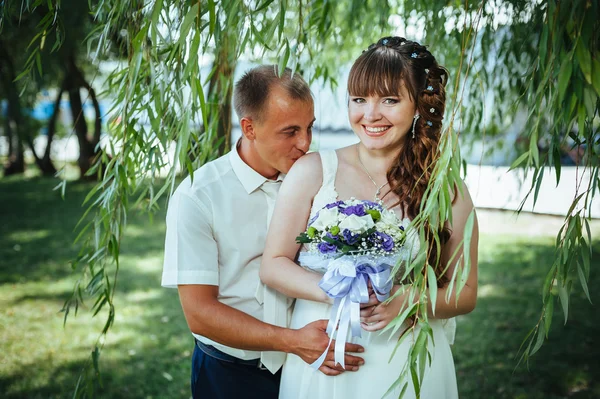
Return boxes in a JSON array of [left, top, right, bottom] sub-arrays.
[[260, 153, 333, 303], [361, 180, 479, 330], [429, 180, 479, 318]]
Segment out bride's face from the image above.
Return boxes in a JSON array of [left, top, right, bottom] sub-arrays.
[[348, 82, 416, 152]]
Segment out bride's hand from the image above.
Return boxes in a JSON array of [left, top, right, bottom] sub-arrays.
[[359, 281, 380, 309], [360, 286, 412, 332], [359, 291, 380, 309]]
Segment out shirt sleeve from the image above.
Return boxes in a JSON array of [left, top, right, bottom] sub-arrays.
[[161, 188, 219, 288]]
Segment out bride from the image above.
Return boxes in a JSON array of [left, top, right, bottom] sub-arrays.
[[260, 36, 479, 399]]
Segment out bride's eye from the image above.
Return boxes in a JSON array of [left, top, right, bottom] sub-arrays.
[[383, 98, 399, 105], [351, 97, 366, 104]]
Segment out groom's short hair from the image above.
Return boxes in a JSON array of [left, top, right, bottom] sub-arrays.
[[234, 65, 312, 122]]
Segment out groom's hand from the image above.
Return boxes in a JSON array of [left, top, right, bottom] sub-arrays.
[[292, 319, 365, 376]]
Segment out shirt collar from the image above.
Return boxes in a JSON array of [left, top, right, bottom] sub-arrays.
[[229, 141, 284, 194]]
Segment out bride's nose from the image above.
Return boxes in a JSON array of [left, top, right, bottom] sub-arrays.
[[363, 103, 382, 122]]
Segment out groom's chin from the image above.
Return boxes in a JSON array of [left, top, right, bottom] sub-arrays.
[[281, 159, 298, 173]]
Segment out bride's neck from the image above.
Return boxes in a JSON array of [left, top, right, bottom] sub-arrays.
[[356, 144, 401, 176]]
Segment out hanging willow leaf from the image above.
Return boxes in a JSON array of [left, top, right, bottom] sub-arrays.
[[7, 1, 597, 397]]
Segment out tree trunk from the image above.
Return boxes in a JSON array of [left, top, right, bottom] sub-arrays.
[[66, 55, 97, 179], [3, 119, 25, 175], [207, 32, 237, 156], [23, 132, 45, 172], [83, 79, 102, 147], [5, 115, 13, 157], [39, 80, 68, 176], [0, 39, 25, 175]]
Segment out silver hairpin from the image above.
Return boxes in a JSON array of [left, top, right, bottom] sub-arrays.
[[426, 85, 434, 91], [411, 53, 418, 58], [430, 108, 435, 113]]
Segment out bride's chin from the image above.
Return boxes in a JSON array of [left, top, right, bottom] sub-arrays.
[[359, 139, 389, 150]]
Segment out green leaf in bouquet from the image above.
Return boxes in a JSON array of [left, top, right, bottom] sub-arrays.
[[322, 235, 345, 248], [357, 227, 378, 243], [295, 233, 312, 244], [341, 245, 356, 253], [366, 209, 381, 221]]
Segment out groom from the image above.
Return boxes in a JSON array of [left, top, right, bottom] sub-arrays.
[[162, 65, 365, 399]]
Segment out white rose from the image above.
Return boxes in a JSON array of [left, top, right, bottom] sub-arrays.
[[378, 209, 401, 230], [311, 207, 339, 231], [339, 214, 375, 233], [380, 209, 400, 225]]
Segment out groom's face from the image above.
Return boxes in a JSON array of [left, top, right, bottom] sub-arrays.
[[251, 84, 314, 174]]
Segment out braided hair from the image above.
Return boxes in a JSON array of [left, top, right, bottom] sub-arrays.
[[348, 36, 450, 285]]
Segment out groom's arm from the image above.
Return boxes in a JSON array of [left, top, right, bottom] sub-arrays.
[[178, 285, 364, 375], [163, 185, 363, 375]]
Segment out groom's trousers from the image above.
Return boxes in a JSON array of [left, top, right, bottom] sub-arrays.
[[191, 340, 282, 399]]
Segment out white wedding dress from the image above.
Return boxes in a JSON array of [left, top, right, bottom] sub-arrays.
[[279, 150, 459, 399]]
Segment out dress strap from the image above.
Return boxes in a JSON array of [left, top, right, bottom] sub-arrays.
[[320, 150, 338, 187]]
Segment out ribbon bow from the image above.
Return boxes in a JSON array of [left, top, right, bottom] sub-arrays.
[[310, 255, 395, 370]]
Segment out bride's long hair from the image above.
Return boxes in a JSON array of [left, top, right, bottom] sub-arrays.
[[347, 36, 451, 285]]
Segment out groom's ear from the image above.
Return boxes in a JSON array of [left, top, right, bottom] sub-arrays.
[[240, 117, 256, 140]]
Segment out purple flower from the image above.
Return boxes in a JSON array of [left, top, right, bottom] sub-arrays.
[[325, 200, 345, 209], [342, 204, 366, 216], [342, 229, 360, 245], [326, 232, 340, 240], [374, 232, 395, 252], [318, 242, 338, 254]]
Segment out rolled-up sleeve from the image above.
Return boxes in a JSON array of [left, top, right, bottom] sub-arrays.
[[161, 189, 219, 288]]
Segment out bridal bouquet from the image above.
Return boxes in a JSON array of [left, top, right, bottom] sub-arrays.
[[296, 198, 406, 257], [296, 199, 417, 370]]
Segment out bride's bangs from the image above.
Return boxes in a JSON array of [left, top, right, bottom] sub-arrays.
[[348, 48, 406, 98]]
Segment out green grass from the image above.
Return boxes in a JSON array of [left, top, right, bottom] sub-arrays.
[[0, 176, 599, 398]]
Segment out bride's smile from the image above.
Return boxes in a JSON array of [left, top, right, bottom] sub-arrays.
[[348, 89, 417, 152]]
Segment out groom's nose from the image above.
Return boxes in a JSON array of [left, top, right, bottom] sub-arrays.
[[295, 130, 311, 153]]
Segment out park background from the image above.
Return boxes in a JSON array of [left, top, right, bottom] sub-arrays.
[[1, 1, 599, 398]]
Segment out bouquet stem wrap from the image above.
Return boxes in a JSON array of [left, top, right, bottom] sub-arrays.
[[309, 254, 397, 370]]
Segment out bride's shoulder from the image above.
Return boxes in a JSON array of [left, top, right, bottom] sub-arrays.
[[284, 152, 324, 185], [280, 152, 324, 197], [287, 152, 324, 178]]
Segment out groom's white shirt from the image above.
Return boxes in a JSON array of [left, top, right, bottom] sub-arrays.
[[162, 144, 284, 360]]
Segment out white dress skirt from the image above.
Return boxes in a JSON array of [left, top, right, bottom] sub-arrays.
[[279, 299, 458, 399]]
